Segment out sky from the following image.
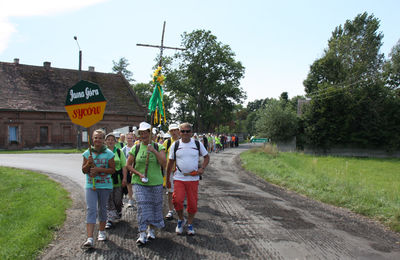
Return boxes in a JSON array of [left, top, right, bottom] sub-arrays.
[[0, 0, 399, 104]]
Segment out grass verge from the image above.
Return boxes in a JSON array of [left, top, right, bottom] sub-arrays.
[[0, 167, 71, 259], [240, 145, 400, 232]]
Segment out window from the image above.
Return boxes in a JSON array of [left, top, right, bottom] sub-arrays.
[[8, 126, 19, 144], [40, 126, 49, 143], [82, 129, 88, 143]]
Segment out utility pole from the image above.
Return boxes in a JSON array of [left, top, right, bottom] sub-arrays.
[[74, 36, 82, 149]]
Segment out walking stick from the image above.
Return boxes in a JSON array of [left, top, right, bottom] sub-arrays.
[[88, 131, 96, 190]]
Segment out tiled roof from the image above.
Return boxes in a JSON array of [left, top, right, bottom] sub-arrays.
[[0, 61, 146, 116]]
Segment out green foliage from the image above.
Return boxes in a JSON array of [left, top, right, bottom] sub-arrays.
[[301, 12, 400, 150], [383, 39, 400, 90], [245, 111, 258, 136], [304, 12, 383, 94], [240, 151, 400, 232], [112, 57, 134, 82], [132, 82, 152, 108], [0, 167, 71, 259], [165, 30, 246, 132], [255, 99, 298, 142]]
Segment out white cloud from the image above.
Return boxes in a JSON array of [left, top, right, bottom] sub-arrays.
[[0, 0, 108, 53]]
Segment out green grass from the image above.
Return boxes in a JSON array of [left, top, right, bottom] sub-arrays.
[[0, 149, 84, 154], [240, 146, 400, 232], [0, 167, 71, 259]]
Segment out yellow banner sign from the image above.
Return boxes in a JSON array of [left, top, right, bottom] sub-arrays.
[[64, 101, 107, 128]]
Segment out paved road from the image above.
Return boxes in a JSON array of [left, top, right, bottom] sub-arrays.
[[1, 146, 400, 259], [0, 153, 85, 187]]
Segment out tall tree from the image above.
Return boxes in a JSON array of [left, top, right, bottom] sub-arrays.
[[301, 12, 400, 150], [383, 39, 400, 90], [112, 57, 134, 82], [166, 30, 246, 132], [303, 12, 384, 95]]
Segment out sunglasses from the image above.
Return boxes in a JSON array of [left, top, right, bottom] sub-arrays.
[[180, 129, 191, 133]]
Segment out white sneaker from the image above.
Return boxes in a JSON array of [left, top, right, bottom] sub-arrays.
[[147, 228, 156, 240], [165, 210, 174, 220], [82, 237, 94, 248], [136, 231, 147, 245], [187, 224, 195, 236], [127, 199, 134, 207], [175, 218, 186, 234], [97, 231, 106, 241]]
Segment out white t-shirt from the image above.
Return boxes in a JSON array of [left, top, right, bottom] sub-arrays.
[[121, 145, 133, 158], [169, 138, 208, 181]]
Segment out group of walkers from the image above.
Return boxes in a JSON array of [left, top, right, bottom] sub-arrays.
[[81, 122, 209, 248], [193, 133, 240, 154]]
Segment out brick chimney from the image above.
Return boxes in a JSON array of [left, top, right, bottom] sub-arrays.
[[88, 66, 95, 72], [14, 58, 19, 64], [43, 61, 51, 68]]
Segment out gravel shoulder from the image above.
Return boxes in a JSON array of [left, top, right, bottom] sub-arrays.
[[3, 145, 398, 259]]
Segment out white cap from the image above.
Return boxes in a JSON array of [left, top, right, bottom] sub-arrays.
[[138, 122, 151, 131], [168, 123, 179, 131], [152, 128, 158, 135], [163, 133, 171, 138]]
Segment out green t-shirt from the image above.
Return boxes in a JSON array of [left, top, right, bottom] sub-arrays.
[[129, 142, 165, 186], [113, 147, 126, 171]]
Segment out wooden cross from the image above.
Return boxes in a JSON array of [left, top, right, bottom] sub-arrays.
[[137, 21, 185, 67], [136, 21, 185, 181]]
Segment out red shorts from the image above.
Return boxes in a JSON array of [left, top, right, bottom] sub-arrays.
[[172, 180, 199, 214]]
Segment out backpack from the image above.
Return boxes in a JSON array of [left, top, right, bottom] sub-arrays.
[[112, 149, 123, 187], [166, 139, 172, 151]]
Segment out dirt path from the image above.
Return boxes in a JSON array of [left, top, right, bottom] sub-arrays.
[[33, 144, 400, 259]]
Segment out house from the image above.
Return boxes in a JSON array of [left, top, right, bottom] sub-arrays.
[[0, 59, 146, 150]]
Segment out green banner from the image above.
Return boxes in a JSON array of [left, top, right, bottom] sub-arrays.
[[65, 80, 106, 106]]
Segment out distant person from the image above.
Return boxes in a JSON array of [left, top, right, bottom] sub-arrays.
[[126, 122, 166, 245], [81, 129, 115, 248], [166, 122, 209, 236], [116, 133, 126, 149], [105, 133, 127, 229]]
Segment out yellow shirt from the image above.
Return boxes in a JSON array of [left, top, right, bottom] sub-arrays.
[[162, 137, 178, 186]]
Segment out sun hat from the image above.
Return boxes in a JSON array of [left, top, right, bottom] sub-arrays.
[[168, 123, 179, 131], [105, 133, 117, 140], [138, 122, 151, 131]]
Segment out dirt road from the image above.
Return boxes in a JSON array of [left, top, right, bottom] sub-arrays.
[[1, 145, 399, 259]]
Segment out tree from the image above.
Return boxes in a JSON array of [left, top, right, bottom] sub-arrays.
[[132, 82, 152, 108], [255, 99, 298, 142], [165, 30, 246, 132], [303, 12, 384, 95], [112, 57, 134, 82], [301, 13, 400, 150], [383, 39, 400, 90]]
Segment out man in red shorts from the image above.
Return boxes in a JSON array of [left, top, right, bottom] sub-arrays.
[[166, 122, 209, 235]]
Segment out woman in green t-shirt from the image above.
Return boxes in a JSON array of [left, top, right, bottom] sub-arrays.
[[126, 122, 166, 246]]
